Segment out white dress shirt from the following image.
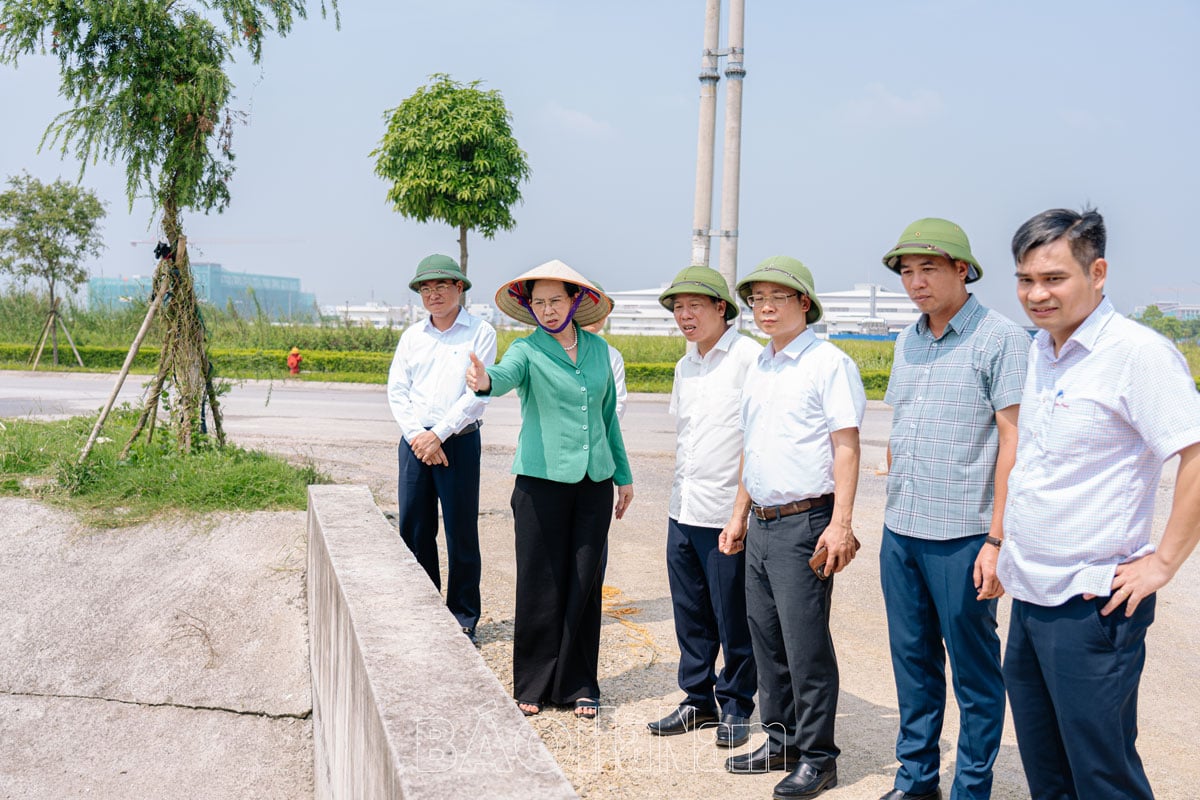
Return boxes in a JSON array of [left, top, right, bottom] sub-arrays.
[[999, 297, 1200, 606], [669, 326, 762, 527], [740, 329, 867, 506], [387, 308, 497, 443], [606, 343, 628, 420]]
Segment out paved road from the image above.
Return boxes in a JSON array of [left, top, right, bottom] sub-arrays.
[[4, 369, 1198, 799]]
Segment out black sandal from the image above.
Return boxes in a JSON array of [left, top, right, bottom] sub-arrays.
[[574, 698, 599, 719], [517, 700, 541, 717]]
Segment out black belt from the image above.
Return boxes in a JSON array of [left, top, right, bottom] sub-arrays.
[[750, 494, 834, 521], [450, 421, 481, 438]]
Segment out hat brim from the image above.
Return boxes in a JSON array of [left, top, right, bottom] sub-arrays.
[[658, 282, 739, 320], [494, 260, 614, 327], [882, 245, 982, 283], [736, 268, 824, 325], [408, 270, 472, 292]]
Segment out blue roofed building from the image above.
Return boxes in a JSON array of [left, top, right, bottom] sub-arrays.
[[89, 262, 317, 320]]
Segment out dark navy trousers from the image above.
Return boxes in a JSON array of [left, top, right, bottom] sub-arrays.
[[665, 518, 757, 718], [879, 527, 1005, 800], [1004, 594, 1156, 800], [397, 429, 482, 631]]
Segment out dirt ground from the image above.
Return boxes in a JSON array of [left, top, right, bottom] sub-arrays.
[[3, 374, 1198, 799]]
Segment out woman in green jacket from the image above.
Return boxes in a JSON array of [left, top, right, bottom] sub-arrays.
[[466, 260, 634, 720]]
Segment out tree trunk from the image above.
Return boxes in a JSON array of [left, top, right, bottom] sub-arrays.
[[49, 281, 59, 366], [458, 222, 469, 307], [119, 194, 223, 453]]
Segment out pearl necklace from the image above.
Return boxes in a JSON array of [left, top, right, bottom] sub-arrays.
[[561, 326, 578, 352]]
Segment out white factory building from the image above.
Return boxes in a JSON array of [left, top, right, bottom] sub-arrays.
[[606, 283, 919, 338]]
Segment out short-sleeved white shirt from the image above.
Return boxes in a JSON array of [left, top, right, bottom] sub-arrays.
[[669, 326, 762, 527], [999, 297, 1200, 606], [740, 329, 867, 506]]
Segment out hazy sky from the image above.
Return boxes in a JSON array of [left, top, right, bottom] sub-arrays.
[[2, 0, 1198, 323]]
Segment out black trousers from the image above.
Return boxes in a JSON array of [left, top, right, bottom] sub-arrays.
[[397, 430, 482, 631], [511, 474, 613, 706], [745, 503, 840, 770]]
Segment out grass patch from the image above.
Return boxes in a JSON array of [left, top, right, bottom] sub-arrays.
[[0, 408, 330, 528]]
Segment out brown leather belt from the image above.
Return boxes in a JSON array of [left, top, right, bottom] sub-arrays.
[[750, 494, 834, 521]]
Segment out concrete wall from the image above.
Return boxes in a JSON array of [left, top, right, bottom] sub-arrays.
[[308, 485, 577, 799]]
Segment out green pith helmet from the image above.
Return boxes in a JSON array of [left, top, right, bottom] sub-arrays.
[[658, 265, 738, 320], [408, 253, 471, 292], [881, 218, 982, 283], [735, 256, 824, 324]]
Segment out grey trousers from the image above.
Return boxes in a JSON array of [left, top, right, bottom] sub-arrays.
[[745, 503, 839, 770]]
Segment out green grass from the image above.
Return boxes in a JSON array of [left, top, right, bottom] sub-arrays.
[[0, 408, 330, 527]]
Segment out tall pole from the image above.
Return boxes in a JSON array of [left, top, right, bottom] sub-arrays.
[[717, 0, 746, 293], [690, 0, 721, 268]]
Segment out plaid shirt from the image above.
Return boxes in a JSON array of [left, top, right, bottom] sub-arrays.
[[884, 295, 1029, 540], [999, 298, 1200, 606]]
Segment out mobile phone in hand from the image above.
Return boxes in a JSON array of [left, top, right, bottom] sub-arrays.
[[809, 546, 829, 580]]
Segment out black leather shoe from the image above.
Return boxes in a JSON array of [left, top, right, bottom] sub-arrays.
[[725, 742, 798, 774], [646, 704, 718, 736], [462, 626, 478, 646], [879, 789, 942, 800], [773, 762, 837, 798], [714, 714, 750, 748]]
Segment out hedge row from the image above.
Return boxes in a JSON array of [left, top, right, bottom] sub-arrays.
[[2, 343, 1195, 396]]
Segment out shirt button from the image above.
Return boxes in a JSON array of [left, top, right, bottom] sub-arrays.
[[582, 425, 588, 431], [580, 386, 586, 392], [909, 423, 915, 429], [575, 370, 581, 374], [581, 405, 587, 411], [583, 444, 589, 451]]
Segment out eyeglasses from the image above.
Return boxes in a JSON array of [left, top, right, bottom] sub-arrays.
[[745, 292, 800, 308], [418, 281, 456, 297], [530, 296, 569, 311]]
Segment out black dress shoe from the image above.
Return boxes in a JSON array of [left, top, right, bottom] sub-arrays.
[[646, 704, 718, 736], [879, 788, 942, 800], [462, 626, 478, 646], [714, 714, 750, 748], [724, 742, 798, 774], [773, 762, 837, 798]]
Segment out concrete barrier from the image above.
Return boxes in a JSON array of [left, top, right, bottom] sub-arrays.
[[307, 485, 577, 799]]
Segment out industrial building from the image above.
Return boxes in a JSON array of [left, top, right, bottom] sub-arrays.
[[606, 283, 919, 338], [88, 262, 317, 320]]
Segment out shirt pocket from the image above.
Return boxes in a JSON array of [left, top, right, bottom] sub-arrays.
[[1041, 394, 1102, 456]]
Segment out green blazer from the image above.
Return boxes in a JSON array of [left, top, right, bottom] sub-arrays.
[[483, 325, 632, 486]]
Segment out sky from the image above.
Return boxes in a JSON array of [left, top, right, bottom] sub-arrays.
[[2, 0, 1198, 324]]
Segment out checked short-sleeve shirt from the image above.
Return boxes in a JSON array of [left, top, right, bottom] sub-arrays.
[[884, 295, 1029, 540], [998, 297, 1200, 606]]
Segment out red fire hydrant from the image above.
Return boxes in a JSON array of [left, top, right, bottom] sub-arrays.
[[287, 347, 302, 375]]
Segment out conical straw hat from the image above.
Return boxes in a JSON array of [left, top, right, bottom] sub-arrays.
[[494, 259, 614, 327]]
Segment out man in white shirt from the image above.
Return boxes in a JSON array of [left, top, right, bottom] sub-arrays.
[[998, 208, 1200, 800], [644, 265, 761, 749], [720, 256, 867, 799], [387, 254, 497, 645]]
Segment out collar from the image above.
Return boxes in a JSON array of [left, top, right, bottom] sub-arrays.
[[1034, 295, 1113, 358], [528, 322, 586, 367], [684, 324, 737, 363], [761, 327, 818, 363], [915, 294, 981, 338], [422, 306, 468, 334]]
